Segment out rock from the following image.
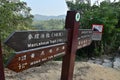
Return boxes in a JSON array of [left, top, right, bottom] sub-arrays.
[[91, 57, 96, 60], [102, 62, 113, 68], [113, 57, 120, 70], [118, 46, 120, 51], [95, 59, 102, 65], [103, 59, 111, 63], [102, 59, 113, 67], [88, 60, 95, 63], [118, 46, 120, 54]]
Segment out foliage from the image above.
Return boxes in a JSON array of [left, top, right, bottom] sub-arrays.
[[32, 19, 65, 30], [0, 0, 33, 42], [66, 0, 120, 56], [0, 0, 33, 63]]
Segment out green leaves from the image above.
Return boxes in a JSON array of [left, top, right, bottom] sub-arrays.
[[0, 0, 34, 63], [67, 0, 120, 55], [32, 19, 65, 30], [0, 0, 33, 41]]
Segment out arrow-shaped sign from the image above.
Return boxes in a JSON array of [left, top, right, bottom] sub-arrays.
[[78, 29, 93, 49], [6, 43, 66, 72], [5, 29, 92, 52], [5, 29, 93, 72], [5, 30, 67, 51]]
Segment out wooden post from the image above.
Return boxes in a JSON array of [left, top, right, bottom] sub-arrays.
[[61, 11, 80, 80], [0, 40, 5, 80]]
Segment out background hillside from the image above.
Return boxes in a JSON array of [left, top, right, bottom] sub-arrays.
[[33, 14, 65, 21], [32, 14, 65, 30]]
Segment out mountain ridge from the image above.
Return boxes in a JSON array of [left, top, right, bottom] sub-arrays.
[[33, 14, 66, 21]]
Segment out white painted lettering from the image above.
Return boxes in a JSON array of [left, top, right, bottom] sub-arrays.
[[31, 53, 35, 58], [28, 34, 33, 40], [42, 58, 47, 61]]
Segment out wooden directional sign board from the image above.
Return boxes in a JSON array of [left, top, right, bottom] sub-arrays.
[[6, 43, 66, 72], [4, 30, 67, 51], [1, 11, 94, 80], [5, 29, 92, 72], [78, 29, 93, 49]]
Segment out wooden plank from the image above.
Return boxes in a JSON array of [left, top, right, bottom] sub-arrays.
[[77, 38, 92, 49], [78, 29, 93, 40], [4, 30, 67, 51], [6, 43, 66, 72], [77, 29, 93, 49]]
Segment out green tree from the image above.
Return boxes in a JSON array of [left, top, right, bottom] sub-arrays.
[[0, 0, 33, 62], [66, 0, 120, 56], [0, 0, 33, 41], [32, 19, 65, 30]]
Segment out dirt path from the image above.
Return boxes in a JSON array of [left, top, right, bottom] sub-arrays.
[[5, 61, 120, 80]]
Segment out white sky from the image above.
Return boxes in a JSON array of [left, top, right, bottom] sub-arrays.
[[22, 0, 119, 16]]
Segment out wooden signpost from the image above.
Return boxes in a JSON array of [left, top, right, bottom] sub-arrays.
[[61, 11, 80, 80], [0, 11, 93, 80], [0, 41, 5, 80]]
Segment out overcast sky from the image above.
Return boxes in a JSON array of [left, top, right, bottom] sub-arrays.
[[23, 0, 118, 16], [24, 0, 68, 16]]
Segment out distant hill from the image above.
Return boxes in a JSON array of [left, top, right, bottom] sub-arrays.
[[33, 14, 66, 21]]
